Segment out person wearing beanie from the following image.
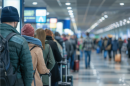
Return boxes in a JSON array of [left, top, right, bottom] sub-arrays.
[[21, 24, 50, 86], [0, 6, 33, 86]]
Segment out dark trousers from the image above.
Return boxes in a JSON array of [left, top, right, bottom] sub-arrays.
[[119, 48, 121, 54], [128, 50, 130, 58], [51, 82, 58, 86], [108, 50, 112, 59], [113, 51, 117, 59]]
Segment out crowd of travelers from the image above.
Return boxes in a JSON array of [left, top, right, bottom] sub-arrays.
[[95, 35, 130, 61], [0, 6, 78, 86]]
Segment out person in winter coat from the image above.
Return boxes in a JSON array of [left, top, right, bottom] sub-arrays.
[[63, 34, 73, 60], [118, 37, 123, 54], [45, 29, 62, 86], [54, 32, 63, 47], [0, 6, 33, 86], [106, 37, 112, 61], [78, 36, 84, 59], [35, 29, 55, 86], [98, 38, 103, 53], [82, 32, 93, 68], [127, 38, 130, 58], [112, 38, 119, 59], [21, 24, 50, 86], [69, 35, 77, 70], [102, 37, 108, 59]]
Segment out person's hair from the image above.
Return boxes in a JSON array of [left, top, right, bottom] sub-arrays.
[[55, 32, 60, 36], [86, 32, 89, 36], [35, 29, 46, 49], [62, 34, 66, 37], [104, 37, 107, 40], [45, 29, 53, 37]]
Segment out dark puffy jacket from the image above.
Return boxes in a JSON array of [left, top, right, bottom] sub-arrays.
[[0, 24, 33, 86], [46, 36, 62, 83], [55, 36, 63, 47], [63, 38, 73, 59], [118, 40, 123, 49], [112, 40, 119, 51], [70, 38, 77, 52], [106, 38, 112, 51], [127, 40, 130, 50]]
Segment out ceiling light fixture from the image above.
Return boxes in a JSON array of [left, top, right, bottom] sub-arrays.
[[101, 17, 105, 20], [127, 21, 130, 24], [65, 3, 71, 5], [68, 10, 73, 13], [69, 12, 73, 15], [0, 6, 2, 9], [104, 15, 108, 18], [67, 7, 72, 9], [47, 12, 49, 15], [120, 3, 124, 6], [32, 2, 37, 5]]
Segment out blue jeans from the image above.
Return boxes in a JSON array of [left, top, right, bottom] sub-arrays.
[[80, 50, 83, 59], [71, 51, 76, 70], [51, 82, 58, 86], [84, 51, 91, 68], [104, 51, 107, 59]]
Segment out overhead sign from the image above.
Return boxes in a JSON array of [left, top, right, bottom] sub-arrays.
[[24, 7, 46, 23]]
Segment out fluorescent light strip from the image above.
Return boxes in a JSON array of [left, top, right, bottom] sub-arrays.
[[66, 3, 71, 5], [32, 2, 37, 5]]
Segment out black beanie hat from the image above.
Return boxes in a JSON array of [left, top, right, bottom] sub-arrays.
[[1, 6, 19, 22]]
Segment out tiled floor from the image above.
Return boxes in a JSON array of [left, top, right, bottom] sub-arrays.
[[71, 51, 130, 86]]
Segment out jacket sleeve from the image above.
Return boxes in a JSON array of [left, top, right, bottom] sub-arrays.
[[19, 41, 33, 86], [36, 48, 50, 74], [47, 47, 55, 71], [54, 42, 62, 62]]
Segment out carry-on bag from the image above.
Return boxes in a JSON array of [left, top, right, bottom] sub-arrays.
[[74, 60, 79, 71], [115, 54, 121, 62], [41, 73, 51, 86], [67, 75, 73, 86], [96, 47, 100, 54]]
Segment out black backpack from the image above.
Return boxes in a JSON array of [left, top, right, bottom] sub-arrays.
[[0, 32, 18, 86]]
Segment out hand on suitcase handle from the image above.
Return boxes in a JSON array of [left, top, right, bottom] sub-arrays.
[[41, 72, 52, 77]]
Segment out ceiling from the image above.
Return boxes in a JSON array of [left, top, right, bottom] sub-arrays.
[[1, 0, 130, 33]]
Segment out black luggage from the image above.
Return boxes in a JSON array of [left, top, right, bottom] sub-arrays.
[[67, 75, 73, 86]]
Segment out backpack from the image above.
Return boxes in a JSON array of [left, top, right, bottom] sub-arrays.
[[0, 32, 17, 86]]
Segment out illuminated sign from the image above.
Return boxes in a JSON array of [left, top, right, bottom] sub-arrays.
[[24, 8, 46, 23], [50, 18, 57, 29]]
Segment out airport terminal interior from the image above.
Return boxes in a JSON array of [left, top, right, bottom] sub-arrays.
[[0, 0, 130, 86]]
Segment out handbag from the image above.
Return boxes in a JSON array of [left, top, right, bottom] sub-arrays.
[[106, 44, 111, 50]]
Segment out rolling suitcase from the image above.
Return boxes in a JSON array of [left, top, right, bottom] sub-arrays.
[[74, 60, 79, 71], [96, 47, 100, 54], [67, 75, 73, 86], [58, 61, 71, 86], [115, 54, 121, 62]]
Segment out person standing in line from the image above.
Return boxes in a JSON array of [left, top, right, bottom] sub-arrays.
[[102, 37, 108, 60], [127, 38, 130, 58], [118, 37, 123, 54], [21, 24, 50, 86], [70, 35, 77, 71], [82, 32, 93, 68], [54, 32, 63, 47], [78, 36, 84, 59], [98, 38, 103, 53], [45, 29, 62, 86], [112, 38, 119, 60], [0, 6, 33, 86], [106, 35, 112, 61], [35, 29, 55, 86]]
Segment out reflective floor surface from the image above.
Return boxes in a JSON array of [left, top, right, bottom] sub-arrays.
[[71, 51, 130, 86]]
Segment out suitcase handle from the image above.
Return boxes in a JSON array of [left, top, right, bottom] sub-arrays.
[[58, 62, 67, 65], [41, 72, 52, 77]]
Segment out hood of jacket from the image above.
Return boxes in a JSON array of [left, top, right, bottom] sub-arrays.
[[55, 36, 63, 42], [63, 37, 68, 41], [22, 35, 42, 47]]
